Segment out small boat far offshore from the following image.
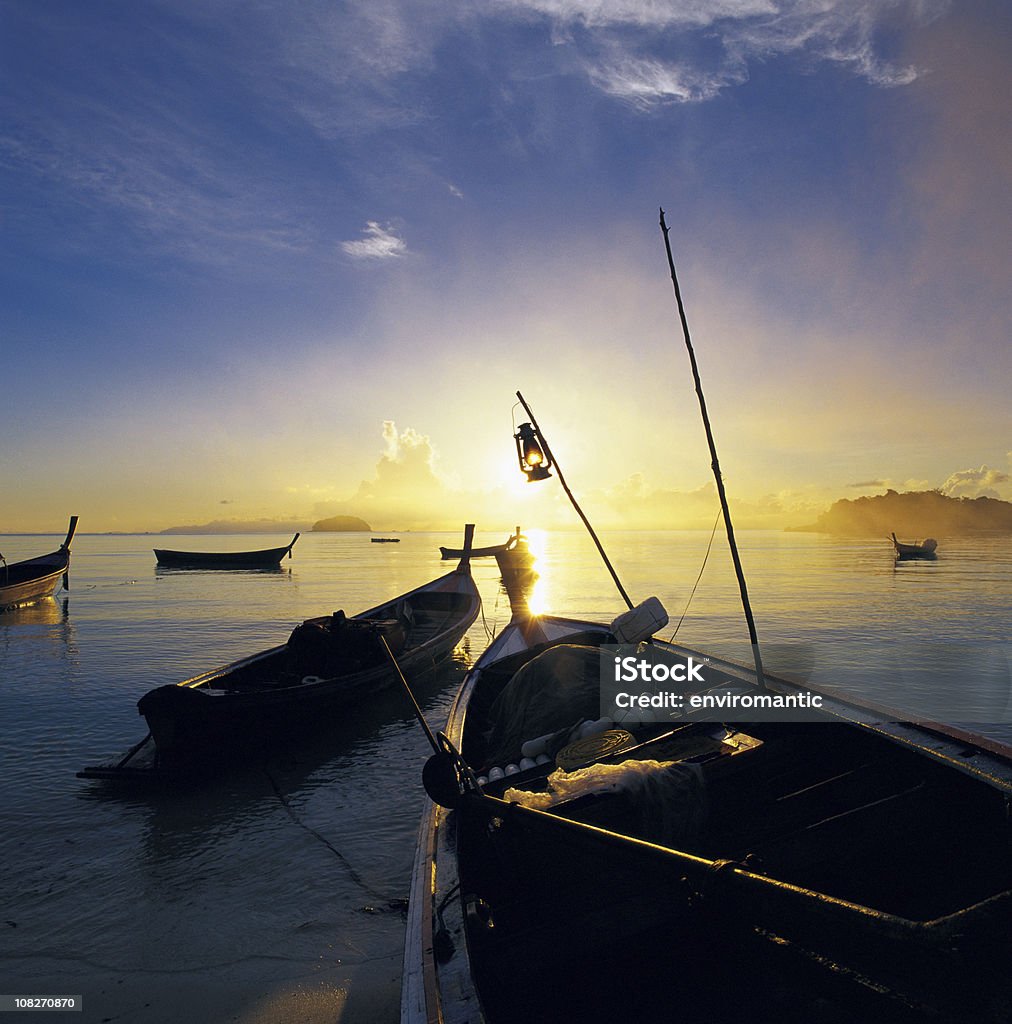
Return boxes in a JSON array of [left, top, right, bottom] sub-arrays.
[[153, 533, 300, 569], [0, 516, 79, 611], [891, 532, 938, 560]]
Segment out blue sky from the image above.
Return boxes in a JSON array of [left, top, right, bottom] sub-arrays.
[[2, 0, 1009, 532]]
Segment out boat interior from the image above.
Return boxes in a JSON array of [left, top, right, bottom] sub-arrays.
[[452, 634, 1012, 1022], [210, 587, 475, 691]]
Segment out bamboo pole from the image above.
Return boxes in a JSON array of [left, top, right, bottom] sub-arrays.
[[516, 390, 634, 611], [658, 208, 766, 689]]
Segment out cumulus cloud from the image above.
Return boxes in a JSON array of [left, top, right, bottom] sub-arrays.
[[308, 422, 458, 529], [939, 465, 1010, 500], [340, 221, 409, 260]]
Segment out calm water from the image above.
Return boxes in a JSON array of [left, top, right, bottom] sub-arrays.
[[1, 529, 1010, 1023]]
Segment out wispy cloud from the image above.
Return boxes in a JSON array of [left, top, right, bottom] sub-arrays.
[[340, 220, 409, 260], [494, 0, 947, 105], [586, 51, 746, 106], [1, 0, 950, 272], [489, 0, 778, 31]]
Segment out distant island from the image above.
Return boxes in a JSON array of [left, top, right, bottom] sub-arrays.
[[311, 515, 372, 532], [160, 518, 308, 535], [159, 514, 372, 534], [790, 490, 1012, 536]]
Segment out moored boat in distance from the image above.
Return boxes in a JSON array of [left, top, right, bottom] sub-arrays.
[[153, 533, 300, 569], [494, 538, 535, 574], [371, 537, 401, 543], [891, 532, 939, 560], [0, 516, 79, 611], [79, 527, 482, 781], [441, 526, 527, 560]]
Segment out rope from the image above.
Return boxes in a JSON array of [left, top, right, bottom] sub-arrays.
[[477, 589, 497, 643], [264, 765, 390, 903], [669, 507, 721, 640]]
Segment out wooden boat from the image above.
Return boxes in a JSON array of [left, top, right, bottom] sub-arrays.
[[372, 537, 401, 543], [402, 605, 1012, 1024], [891, 532, 938, 560], [440, 527, 527, 560], [153, 533, 299, 568], [0, 517, 79, 611], [79, 532, 481, 777], [494, 541, 535, 574]]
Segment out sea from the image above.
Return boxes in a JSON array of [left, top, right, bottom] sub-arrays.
[[1, 528, 1010, 1024]]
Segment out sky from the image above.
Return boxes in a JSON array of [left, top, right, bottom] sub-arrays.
[[1, 0, 1010, 533]]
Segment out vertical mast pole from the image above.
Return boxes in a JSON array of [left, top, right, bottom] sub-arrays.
[[659, 208, 766, 689]]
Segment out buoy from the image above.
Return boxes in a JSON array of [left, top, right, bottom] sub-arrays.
[[521, 733, 554, 759]]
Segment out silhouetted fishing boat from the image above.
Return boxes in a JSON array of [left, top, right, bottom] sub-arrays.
[[79, 529, 481, 778], [372, 537, 401, 543], [0, 517, 78, 610], [495, 540, 535, 574], [402, 602, 1012, 1024], [891, 532, 938, 560], [440, 527, 527, 560], [153, 533, 299, 568]]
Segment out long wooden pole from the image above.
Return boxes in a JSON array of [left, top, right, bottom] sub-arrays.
[[380, 635, 441, 754], [516, 390, 634, 610], [658, 208, 766, 689]]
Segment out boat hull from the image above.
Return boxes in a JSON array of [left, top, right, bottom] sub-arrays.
[[0, 517, 78, 611], [0, 563, 68, 609], [402, 614, 1012, 1024], [134, 567, 480, 761], [891, 533, 938, 560], [153, 533, 299, 569]]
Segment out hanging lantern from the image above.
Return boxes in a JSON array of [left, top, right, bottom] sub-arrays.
[[514, 422, 552, 482]]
